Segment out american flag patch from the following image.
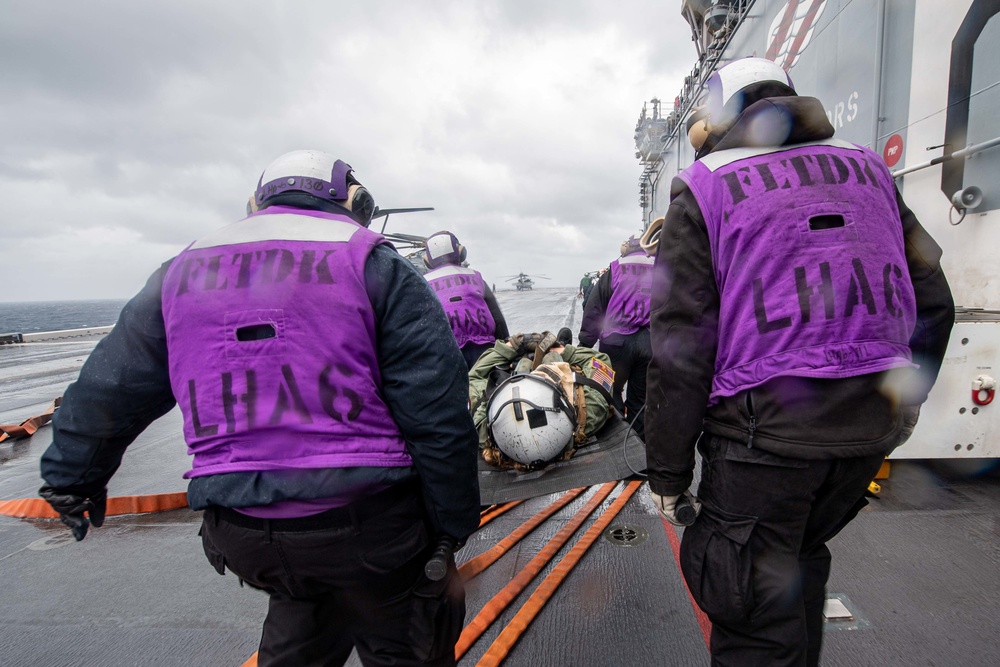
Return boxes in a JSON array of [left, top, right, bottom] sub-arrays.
[[590, 358, 615, 393]]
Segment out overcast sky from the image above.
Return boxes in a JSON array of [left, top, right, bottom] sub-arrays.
[[2, 1, 695, 302]]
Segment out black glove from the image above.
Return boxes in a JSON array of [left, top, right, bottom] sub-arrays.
[[39, 485, 108, 541], [424, 534, 459, 581]]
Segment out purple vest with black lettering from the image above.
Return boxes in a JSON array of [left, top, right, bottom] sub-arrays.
[[604, 251, 654, 337], [161, 206, 412, 479], [678, 139, 917, 402], [424, 264, 496, 347]]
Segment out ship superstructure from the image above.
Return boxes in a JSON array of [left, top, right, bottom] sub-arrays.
[[636, 0, 1000, 459]]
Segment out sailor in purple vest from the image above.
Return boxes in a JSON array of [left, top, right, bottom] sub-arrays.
[[423, 231, 509, 369], [644, 59, 954, 667], [39, 150, 480, 667], [578, 235, 653, 439]]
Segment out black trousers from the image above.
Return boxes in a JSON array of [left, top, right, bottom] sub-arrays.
[[461, 342, 492, 371], [200, 483, 465, 667], [600, 329, 651, 439], [679, 435, 884, 667]]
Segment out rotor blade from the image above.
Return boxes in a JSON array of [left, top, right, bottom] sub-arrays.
[[385, 232, 429, 244], [372, 207, 435, 218]]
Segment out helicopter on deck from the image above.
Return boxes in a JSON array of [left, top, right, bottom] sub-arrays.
[[372, 206, 436, 273], [503, 272, 550, 291]]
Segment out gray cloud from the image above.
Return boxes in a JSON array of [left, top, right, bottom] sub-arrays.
[[2, 0, 695, 301]]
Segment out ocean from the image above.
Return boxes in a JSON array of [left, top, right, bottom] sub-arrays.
[[0, 299, 129, 334]]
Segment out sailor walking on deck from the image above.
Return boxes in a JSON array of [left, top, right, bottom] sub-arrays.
[[644, 58, 954, 667], [422, 230, 509, 369], [38, 150, 480, 667], [578, 235, 654, 439]]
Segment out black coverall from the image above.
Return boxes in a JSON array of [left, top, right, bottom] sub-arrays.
[[41, 242, 481, 667], [645, 93, 954, 666], [579, 269, 651, 439], [459, 282, 510, 369]]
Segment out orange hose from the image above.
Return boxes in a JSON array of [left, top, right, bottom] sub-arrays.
[[0, 492, 188, 519], [479, 499, 524, 528], [476, 480, 642, 667], [460, 487, 586, 581], [0, 398, 61, 443], [455, 482, 617, 660]]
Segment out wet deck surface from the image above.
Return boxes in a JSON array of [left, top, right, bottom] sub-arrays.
[[2, 288, 998, 666]]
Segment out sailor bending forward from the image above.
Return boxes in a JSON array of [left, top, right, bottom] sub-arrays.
[[644, 59, 954, 667], [39, 150, 480, 667]]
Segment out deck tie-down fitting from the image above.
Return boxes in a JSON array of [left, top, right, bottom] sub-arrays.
[[971, 375, 996, 406]]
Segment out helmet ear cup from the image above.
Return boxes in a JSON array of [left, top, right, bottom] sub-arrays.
[[345, 184, 376, 227], [458, 244, 468, 263]]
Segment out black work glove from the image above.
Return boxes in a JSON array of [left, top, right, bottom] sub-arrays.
[[39, 485, 108, 541]]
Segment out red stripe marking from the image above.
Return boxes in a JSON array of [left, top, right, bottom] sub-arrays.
[[785, 0, 825, 70], [661, 517, 713, 649], [766, 0, 801, 62]]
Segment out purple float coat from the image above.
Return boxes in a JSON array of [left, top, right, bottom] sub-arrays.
[[424, 264, 497, 347], [678, 138, 917, 402], [603, 251, 654, 338], [161, 206, 412, 478]]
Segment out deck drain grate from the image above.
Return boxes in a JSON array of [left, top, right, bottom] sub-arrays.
[[603, 524, 648, 547]]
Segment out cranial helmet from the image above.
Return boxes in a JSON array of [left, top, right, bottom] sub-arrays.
[[706, 57, 795, 126], [423, 231, 467, 269], [620, 234, 643, 257], [253, 150, 377, 227], [487, 374, 577, 466]]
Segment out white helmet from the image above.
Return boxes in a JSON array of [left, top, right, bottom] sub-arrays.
[[253, 150, 377, 227], [706, 57, 794, 125], [487, 374, 577, 466], [423, 231, 467, 269]]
